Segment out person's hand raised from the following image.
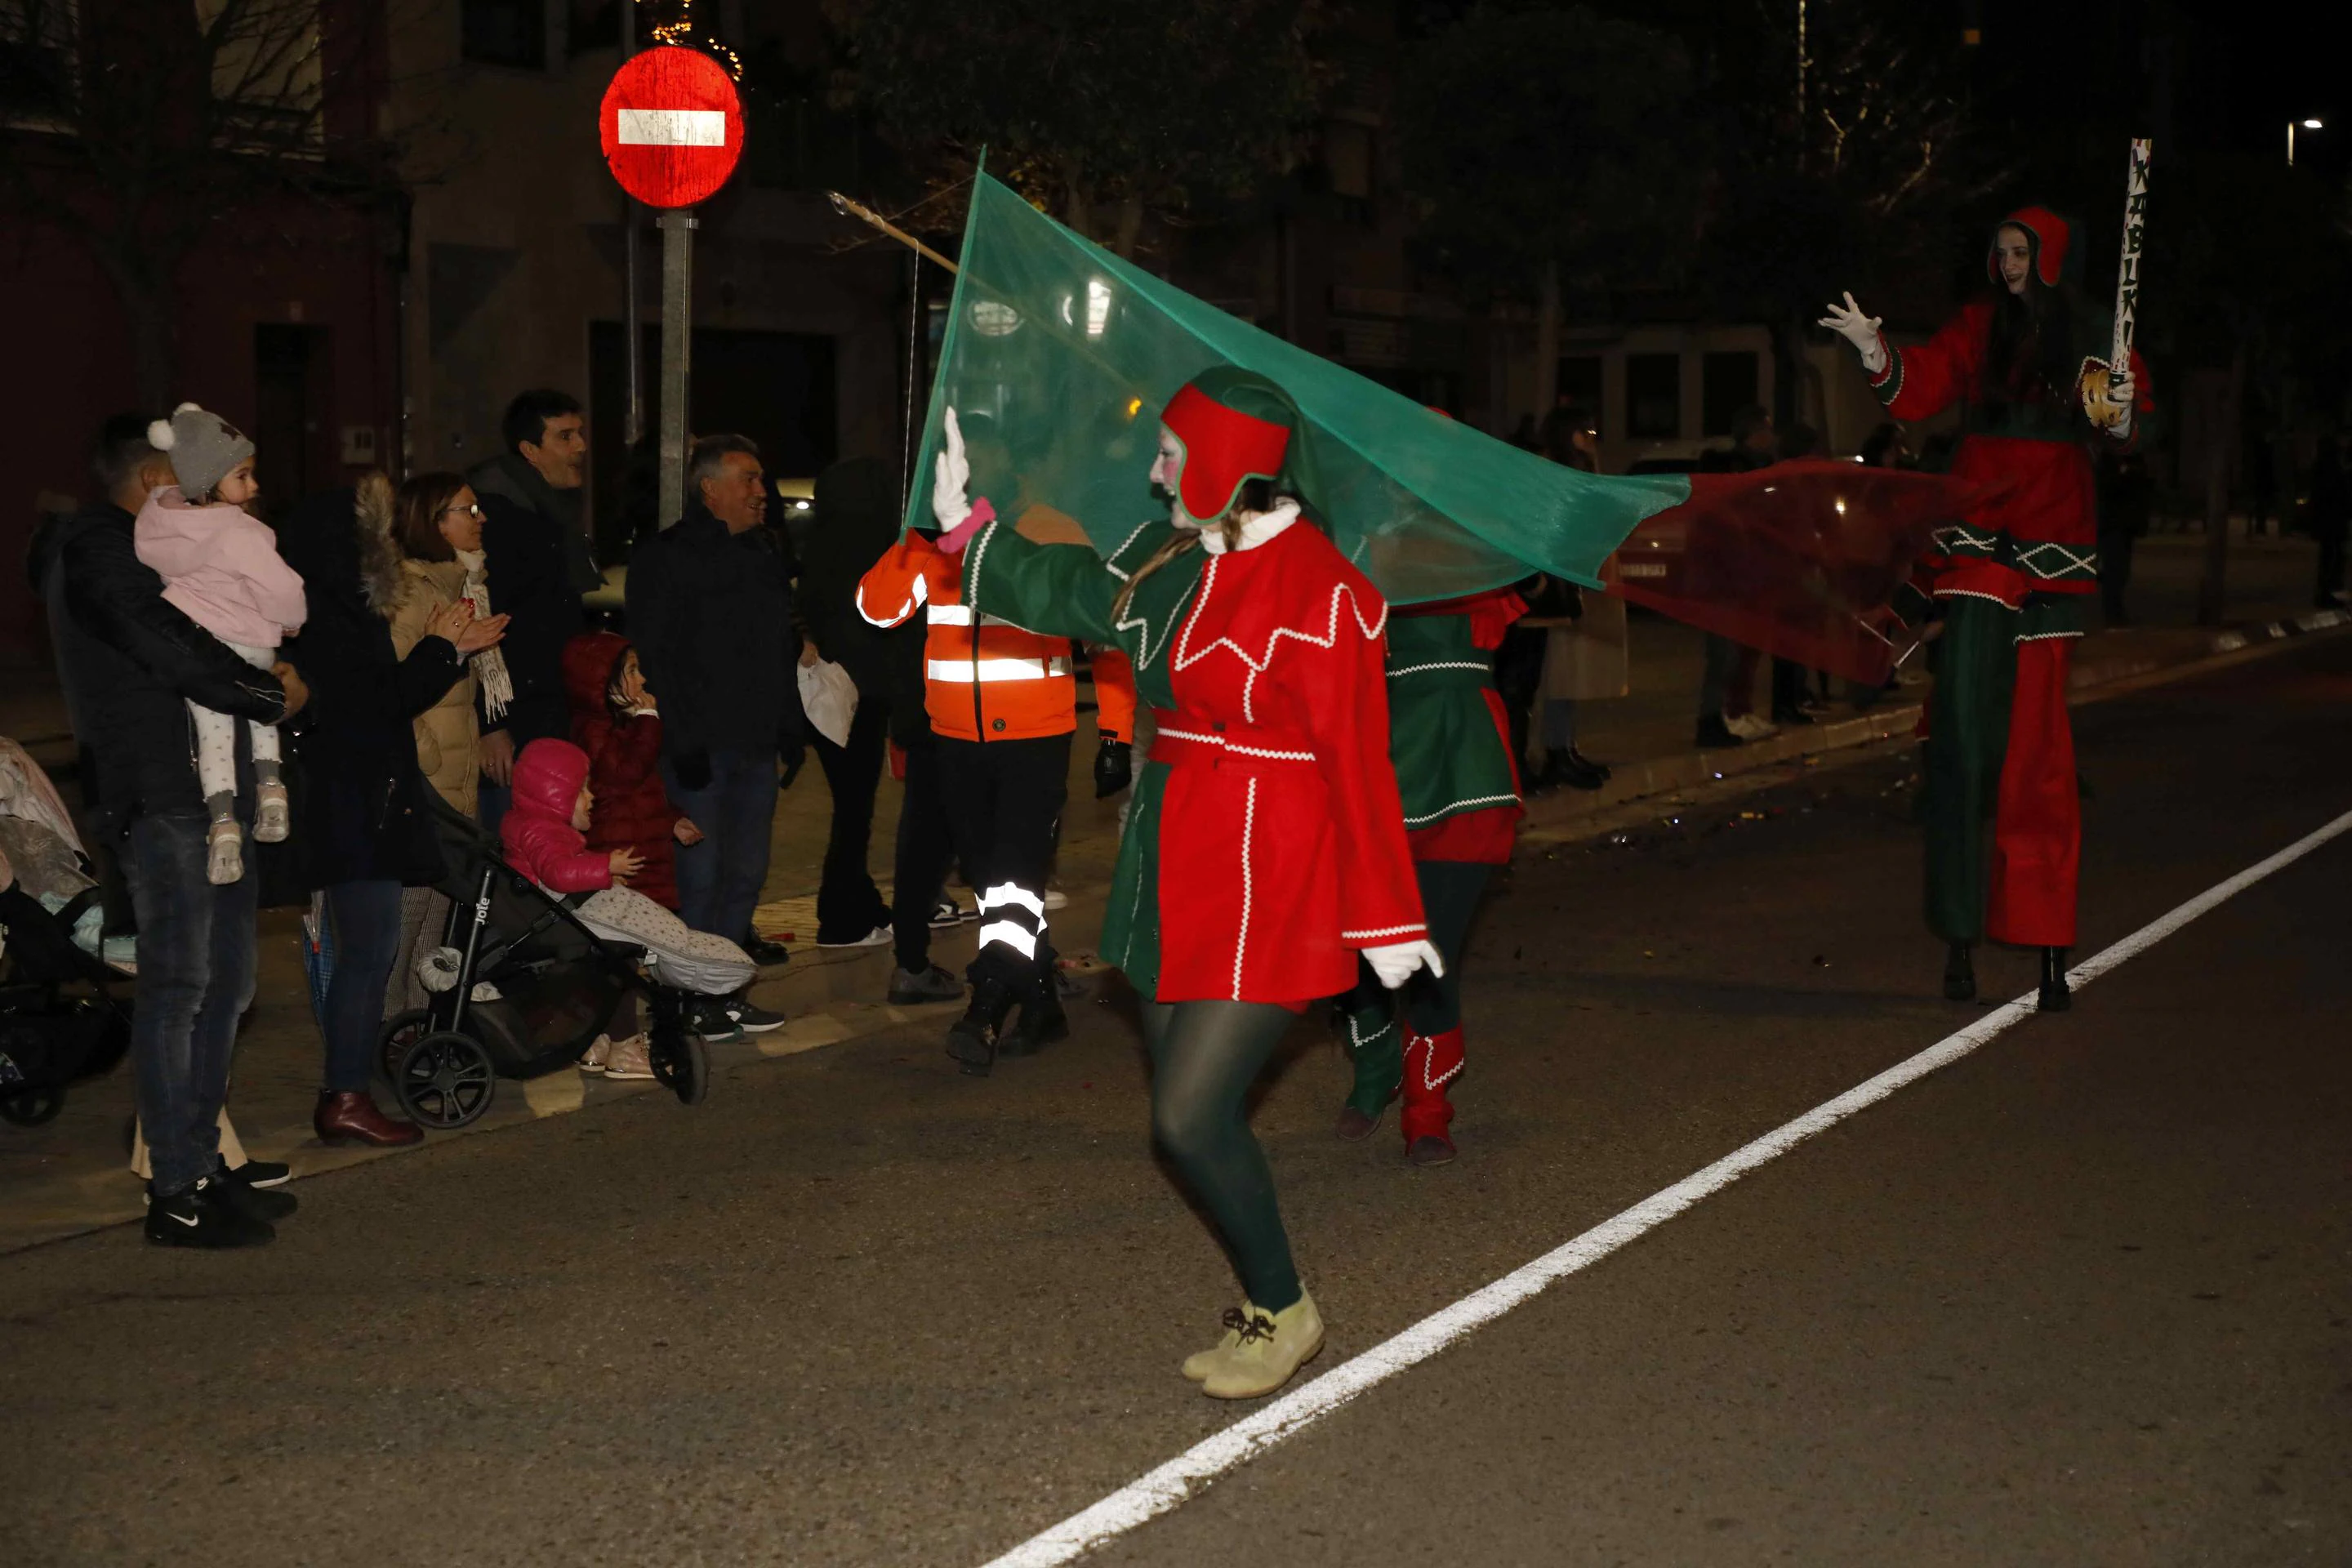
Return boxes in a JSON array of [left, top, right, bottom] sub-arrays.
[[427, 599, 474, 646], [1818, 292, 1889, 373], [608, 847, 644, 884]]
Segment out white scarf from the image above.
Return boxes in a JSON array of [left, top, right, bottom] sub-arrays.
[[455, 548, 514, 722]]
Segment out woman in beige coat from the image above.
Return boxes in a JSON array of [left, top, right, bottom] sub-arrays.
[[384, 473, 513, 1013]]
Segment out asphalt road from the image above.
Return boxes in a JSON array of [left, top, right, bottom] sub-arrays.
[[3, 637, 2348, 1568]]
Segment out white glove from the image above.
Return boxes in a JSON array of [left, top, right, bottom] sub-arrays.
[[1818, 291, 1889, 375], [1363, 938, 1445, 989], [931, 406, 973, 532]]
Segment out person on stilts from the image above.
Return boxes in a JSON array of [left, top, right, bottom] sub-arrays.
[[945, 369, 1438, 1400], [1334, 587, 1526, 1165], [1823, 206, 2153, 1009]]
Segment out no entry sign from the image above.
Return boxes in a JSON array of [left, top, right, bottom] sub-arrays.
[[599, 46, 744, 208]]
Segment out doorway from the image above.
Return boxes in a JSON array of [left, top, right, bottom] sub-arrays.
[[253, 323, 332, 524]]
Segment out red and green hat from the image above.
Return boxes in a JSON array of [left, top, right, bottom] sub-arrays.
[[1988, 206, 2078, 288], [1160, 367, 1313, 527]]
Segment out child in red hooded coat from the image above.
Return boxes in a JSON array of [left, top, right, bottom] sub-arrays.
[[562, 631, 701, 911]]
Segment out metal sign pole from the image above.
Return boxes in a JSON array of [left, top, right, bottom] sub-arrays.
[[619, 11, 642, 451], [657, 208, 696, 527]]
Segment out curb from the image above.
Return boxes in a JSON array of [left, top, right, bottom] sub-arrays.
[[1518, 606, 2352, 842]]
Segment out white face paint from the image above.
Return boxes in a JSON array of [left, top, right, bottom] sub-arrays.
[[1151, 425, 1202, 530], [1994, 225, 2034, 296]]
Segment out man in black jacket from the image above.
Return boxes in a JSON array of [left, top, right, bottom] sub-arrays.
[[469, 389, 599, 835], [628, 434, 806, 1022], [33, 414, 307, 1248]]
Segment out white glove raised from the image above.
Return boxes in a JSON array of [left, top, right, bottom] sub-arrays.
[[1818, 291, 1889, 375], [1363, 938, 1445, 990], [931, 406, 973, 532]]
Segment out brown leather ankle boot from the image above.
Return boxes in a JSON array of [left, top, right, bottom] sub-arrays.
[[314, 1091, 423, 1147]]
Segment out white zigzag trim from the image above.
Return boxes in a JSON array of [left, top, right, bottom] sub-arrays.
[[1343, 923, 1426, 941], [1174, 555, 1388, 724], [1232, 777, 1258, 1000], [1388, 660, 1490, 679], [1102, 519, 1157, 581], [1348, 1013, 1396, 1049], [1403, 792, 1521, 826], [1153, 727, 1316, 762]]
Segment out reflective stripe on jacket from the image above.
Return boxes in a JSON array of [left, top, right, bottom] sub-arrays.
[[858, 532, 1123, 742]]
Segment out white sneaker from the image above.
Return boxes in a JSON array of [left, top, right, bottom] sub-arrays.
[[580, 1036, 611, 1075], [1724, 713, 1779, 741], [817, 924, 893, 950], [204, 821, 243, 885], [1042, 889, 1069, 911], [253, 782, 290, 844]]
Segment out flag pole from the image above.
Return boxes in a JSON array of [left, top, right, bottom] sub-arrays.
[[826, 191, 960, 274]]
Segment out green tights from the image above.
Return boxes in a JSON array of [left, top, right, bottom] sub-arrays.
[[1143, 1000, 1302, 1313]]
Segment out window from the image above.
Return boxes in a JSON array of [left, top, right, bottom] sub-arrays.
[[197, 0, 323, 152], [0, 0, 78, 124], [463, 0, 546, 69], [1702, 350, 1760, 437], [1627, 353, 1681, 440]]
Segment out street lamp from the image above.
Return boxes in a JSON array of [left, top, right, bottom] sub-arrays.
[[2288, 118, 2323, 166]]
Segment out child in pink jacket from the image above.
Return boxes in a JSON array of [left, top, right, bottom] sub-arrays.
[[134, 403, 307, 884], [501, 741, 755, 1052]]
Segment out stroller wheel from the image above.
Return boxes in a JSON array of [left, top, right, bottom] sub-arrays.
[[379, 1010, 433, 1085], [393, 1031, 496, 1129], [0, 1087, 65, 1128], [650, 1030, 709, 1106]]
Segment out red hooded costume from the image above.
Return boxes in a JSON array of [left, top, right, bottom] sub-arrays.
[[563, 631, 683, 910]]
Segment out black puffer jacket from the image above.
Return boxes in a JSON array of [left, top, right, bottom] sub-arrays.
[[468, 452, 595, 749], [277, 478, 466, 889], [32, 500, 286, 836], [626, 497, 804, 764]]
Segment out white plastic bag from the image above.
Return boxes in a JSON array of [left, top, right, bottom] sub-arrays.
[[797, 657, 858, 748]]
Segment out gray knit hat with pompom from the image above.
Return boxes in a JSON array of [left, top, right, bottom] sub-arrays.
[[148, 402, 254, 501]]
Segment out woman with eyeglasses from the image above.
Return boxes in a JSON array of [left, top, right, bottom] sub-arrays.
[[383, 473, 516, 1021]]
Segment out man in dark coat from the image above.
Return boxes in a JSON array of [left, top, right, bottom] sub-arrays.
[[800, 457, 961, 1001], [469, 389, 599, 835], [35, 413, 302, 1247], [628, 434, 806, 1033]]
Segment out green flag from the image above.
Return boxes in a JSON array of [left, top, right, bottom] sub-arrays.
[[907, 174, 1689, 601]]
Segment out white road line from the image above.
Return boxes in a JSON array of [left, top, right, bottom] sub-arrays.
[[981, 806, 2352, 1568]]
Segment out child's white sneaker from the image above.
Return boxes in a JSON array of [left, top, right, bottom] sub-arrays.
[[204, 821, 243, 886], [253, 782, 290, 843]]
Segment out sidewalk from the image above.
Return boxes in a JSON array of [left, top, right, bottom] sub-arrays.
[[2, 530, 2340, 1253]]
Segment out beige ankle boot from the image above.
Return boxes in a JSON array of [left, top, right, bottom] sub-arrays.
[[1183, 1304, 1258, 1383], [1201, 1289, 1323, 1400]]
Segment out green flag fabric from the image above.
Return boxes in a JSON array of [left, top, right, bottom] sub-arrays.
[[906, 174, 1688, 600]]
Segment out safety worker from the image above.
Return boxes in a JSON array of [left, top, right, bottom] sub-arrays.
[[859, 508, 1135, 1074]]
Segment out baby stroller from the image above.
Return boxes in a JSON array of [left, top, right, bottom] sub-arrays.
[[375, 798, 712, 1129], [0, 739, 129, 1127], [0, 881, 129, 1127]]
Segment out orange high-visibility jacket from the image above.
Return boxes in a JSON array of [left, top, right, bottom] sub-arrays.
[[858, 532, 1135, 744]]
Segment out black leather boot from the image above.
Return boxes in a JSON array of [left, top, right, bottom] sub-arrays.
[[2038, 947, 2072, 1013], [945, 976, 1018, 1076], [1942, 941, 1976, 1002], [998, 975, 1069, 1058]]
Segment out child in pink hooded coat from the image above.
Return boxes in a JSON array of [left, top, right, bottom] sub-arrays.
[[134, 403, 307, 884]]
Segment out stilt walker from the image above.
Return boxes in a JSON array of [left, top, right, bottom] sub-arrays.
[[1822, 158, 2153, 1009], [1334, 588, 1526, 1165], [946, 370, 1440, 1400]]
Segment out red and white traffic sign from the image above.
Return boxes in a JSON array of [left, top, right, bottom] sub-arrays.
[[599, 46, 744, 208]]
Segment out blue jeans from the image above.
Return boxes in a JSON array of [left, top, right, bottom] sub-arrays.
[[662, 748, 777, 942], [321, 880, 404, 1093], [122, 811, 258, 1195]]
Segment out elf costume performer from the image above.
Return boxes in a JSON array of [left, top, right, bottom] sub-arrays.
[[938, 368, 1440, 1401], [1334, 588, 1526, 1165], [1822, 207, 2153, 1009]]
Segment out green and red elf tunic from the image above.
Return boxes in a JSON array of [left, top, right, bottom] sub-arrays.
[[960, 373, 1428, 1005], [1869, 207, 2154, 950]]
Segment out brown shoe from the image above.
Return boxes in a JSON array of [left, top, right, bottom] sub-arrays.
[[314, 1091, 423, 1147], [1405, 1134, 1457, 1167]]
